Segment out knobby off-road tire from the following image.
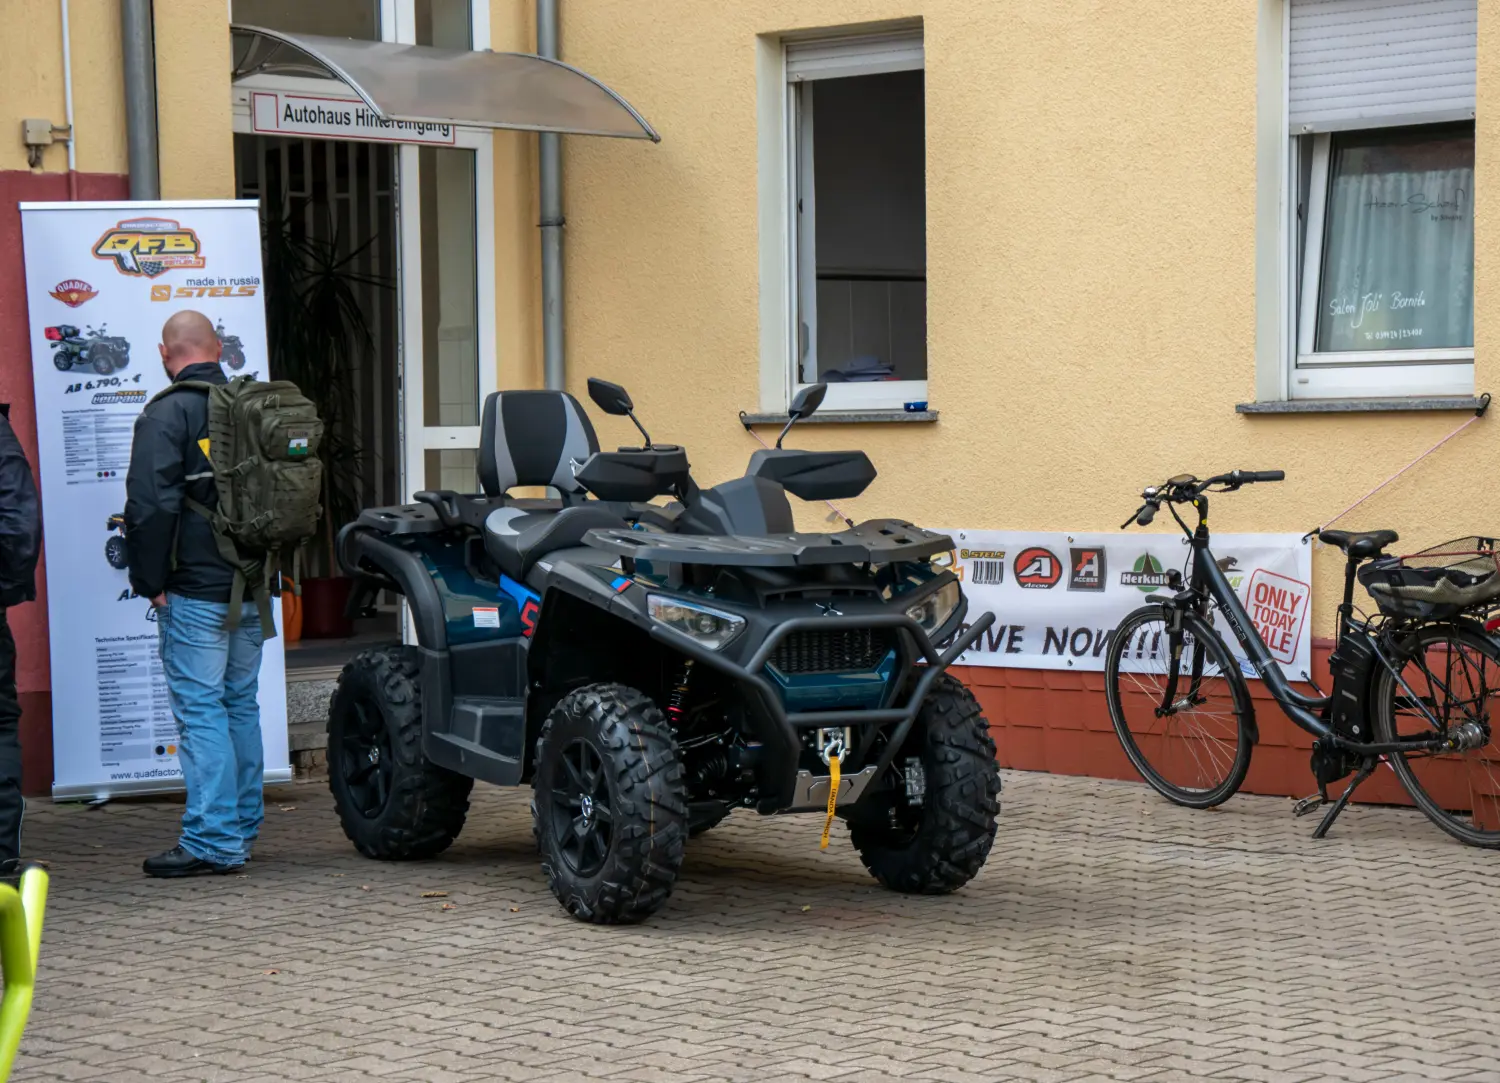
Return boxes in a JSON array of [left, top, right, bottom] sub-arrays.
[[848, 674, 1001, 894], [532, 683, 688, 924], [327, 646, 472, 860]]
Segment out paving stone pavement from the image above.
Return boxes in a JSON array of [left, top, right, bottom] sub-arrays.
[[15, 769, 1500, 1083]]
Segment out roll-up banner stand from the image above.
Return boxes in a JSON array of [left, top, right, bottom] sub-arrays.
[[19, 200, 291, 800]]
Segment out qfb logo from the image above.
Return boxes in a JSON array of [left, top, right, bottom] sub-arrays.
[[1014, 546, 1062, 589], [93, 217, 205, 278], [1068, 547, 1106, 591]]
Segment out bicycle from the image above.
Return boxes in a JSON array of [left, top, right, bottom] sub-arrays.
[[1103, 469, 1500, 847]]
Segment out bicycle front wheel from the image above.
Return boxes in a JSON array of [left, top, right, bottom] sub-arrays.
[[1373, 623, 1500, 848], [1105, 605, 1254, 808]]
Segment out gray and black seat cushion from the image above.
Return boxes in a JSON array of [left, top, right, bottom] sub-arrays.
[[478, 389, 600, 500], [476, 390, 623, 579], [483, 505, 625, 582]]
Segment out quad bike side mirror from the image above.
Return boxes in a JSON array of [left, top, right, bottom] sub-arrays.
[[776, 382, 828, 448], [588, 378, 634, 417], [588, 377, 654, 448]]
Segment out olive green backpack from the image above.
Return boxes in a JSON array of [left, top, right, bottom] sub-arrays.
[[153, 376, 324, 636]]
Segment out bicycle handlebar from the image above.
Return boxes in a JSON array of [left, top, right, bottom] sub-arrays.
[[1121, 469, 1284, 529]]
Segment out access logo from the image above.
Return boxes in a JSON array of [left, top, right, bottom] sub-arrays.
[[1121, 553, 1173, 592], [1013, 546, 1062, 589], [93, 217, 205, 278], [49, 279, 97, 307], [1068, 547, 1106, 591]]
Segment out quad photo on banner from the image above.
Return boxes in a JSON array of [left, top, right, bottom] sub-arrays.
[[19, 199, 291, 800], [942, 531, 1313, 680]]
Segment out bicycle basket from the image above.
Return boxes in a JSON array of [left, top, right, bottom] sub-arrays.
[[1357, 536, 1500, 619]]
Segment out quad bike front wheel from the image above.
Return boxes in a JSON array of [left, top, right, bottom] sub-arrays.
[[104, 535, 127, 570], [223, 345, 246, 370], [90, 349, 115, 375], [532, 683, 688, 924], [327, 645, 472, 859], [846, 673, 1001, 894]]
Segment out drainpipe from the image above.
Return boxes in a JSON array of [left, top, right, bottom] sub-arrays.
[[537, 0, 564, 391], [60, 0, 77, 199], [120, 0, 160, 200]]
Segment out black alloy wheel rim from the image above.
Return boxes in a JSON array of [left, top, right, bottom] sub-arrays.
[[549, 738, 614, 877], [341, 697, 394, 818]]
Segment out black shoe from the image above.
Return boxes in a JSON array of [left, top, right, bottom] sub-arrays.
[[142, 846, 243, 878]]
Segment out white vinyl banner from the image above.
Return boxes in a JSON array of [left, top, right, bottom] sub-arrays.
[[944, 531, 1314, 679], [19, 200, 291, 800]]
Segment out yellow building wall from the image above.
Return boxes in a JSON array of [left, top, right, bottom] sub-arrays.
[[559, 0, 1499, 635], [1, 0, 128, 175], [154, 0, 235, 198]]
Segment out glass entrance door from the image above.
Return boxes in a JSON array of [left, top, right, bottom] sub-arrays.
[[397, 128, 496, 500]]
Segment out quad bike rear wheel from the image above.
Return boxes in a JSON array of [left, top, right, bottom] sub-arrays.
[[532, 683, 688, 923], [53, 353, 71, 372], [327, 645, 472, 859], [847, 673, 1001, 894]]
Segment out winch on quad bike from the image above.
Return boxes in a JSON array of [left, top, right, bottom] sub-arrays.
[[326, 379, 1001, 924]]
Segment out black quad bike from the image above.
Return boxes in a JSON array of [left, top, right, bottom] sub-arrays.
[[44, 323, 131, 375], [105, 513, 128, 570], [327, 379, 1001, 923], [215, 320, 246, 370]]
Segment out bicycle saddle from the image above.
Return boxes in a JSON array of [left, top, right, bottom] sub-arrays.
[[1318, 528, 1398, 558]]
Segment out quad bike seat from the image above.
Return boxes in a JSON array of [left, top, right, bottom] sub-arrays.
[[483, 504, 625, 581], [475, 388, 625, 579], [1319, 528, 1398, 559]]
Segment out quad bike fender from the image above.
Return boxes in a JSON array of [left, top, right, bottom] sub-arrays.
[[337, 524, 448, 649]]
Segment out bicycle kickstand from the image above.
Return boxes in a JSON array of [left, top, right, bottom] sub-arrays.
[[1312, 759, 1378, 840]]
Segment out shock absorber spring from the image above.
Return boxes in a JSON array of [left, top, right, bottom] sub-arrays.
[[667, 659, 694, 724]]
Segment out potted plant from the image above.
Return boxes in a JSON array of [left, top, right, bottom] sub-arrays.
[[261, 200, 389, 639]]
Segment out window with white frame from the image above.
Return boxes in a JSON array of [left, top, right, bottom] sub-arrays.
[[1287, 0, 1476, 400], [784, 30, 926, 412]]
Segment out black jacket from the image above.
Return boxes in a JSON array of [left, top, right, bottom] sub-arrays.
[[124, 363, 234, 602], [0, 405, 41, 609]]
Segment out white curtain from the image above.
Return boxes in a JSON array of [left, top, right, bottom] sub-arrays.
[[1316, 131, 1474, 353]]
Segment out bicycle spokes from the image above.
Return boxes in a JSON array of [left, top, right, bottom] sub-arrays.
[[1387, 634, 1500, 833]]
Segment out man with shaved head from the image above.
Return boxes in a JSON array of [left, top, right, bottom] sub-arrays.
[[125, 309, 265, 877]]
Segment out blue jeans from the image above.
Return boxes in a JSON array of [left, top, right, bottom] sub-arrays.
[[157, 594, 265, 866]]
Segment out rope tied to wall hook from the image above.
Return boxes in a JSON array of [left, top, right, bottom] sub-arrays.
[[1305, 392, 1491, 543]]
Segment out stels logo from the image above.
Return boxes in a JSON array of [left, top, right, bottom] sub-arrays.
[[1014, 546, 1062, 589], [49, 279, 97, 307], [93, 217, 205, 277], [1068, 547, 1106, 591]]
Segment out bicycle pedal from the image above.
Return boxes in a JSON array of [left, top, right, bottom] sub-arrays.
[[1292, 794, 1325, 818]]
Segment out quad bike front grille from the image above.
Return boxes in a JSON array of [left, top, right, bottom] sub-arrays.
[[769, 628, 896, 674]]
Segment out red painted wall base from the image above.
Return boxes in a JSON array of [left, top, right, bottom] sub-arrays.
[[954, 638, 1420, 809]]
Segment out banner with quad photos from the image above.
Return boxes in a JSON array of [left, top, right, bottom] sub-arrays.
[[938, 530, 1313, 680], [19, 199, 291, 800]]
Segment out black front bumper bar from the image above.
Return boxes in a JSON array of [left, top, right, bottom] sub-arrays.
[[648, 608, 996, 811]]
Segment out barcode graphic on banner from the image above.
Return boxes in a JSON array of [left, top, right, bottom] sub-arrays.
[[970, 559, 1005, 585]]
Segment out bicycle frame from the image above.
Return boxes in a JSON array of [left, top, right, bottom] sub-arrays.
[[1170, 494, 1451, 756]]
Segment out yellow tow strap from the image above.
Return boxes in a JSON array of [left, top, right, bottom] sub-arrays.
[[819, 753, 841, 850]]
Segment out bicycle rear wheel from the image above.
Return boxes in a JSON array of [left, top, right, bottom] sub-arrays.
[[1105, 605, 1254, 808], [1373, 623, 1500, 848]]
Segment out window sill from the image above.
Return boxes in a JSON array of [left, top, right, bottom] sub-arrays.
[[1236, 396, 1487, 415], [740, 409, 939, 425]]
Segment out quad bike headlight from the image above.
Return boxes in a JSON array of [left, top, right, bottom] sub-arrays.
[[906, 581, 961, 634], [647, 595, 745, 650]]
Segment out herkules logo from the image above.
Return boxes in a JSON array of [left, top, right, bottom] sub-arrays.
[[93, 217, 205, 277], [1068, 547, 1106, 591], [49, 279, 97, 307], [1014, 546, 1062, 589], [1121, 553, 1173, 592]]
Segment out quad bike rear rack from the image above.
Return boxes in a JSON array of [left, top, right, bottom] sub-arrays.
[[583, 518, 953, 568]]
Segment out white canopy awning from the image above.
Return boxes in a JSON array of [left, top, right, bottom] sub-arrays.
[[230, 25, 660, 141]]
